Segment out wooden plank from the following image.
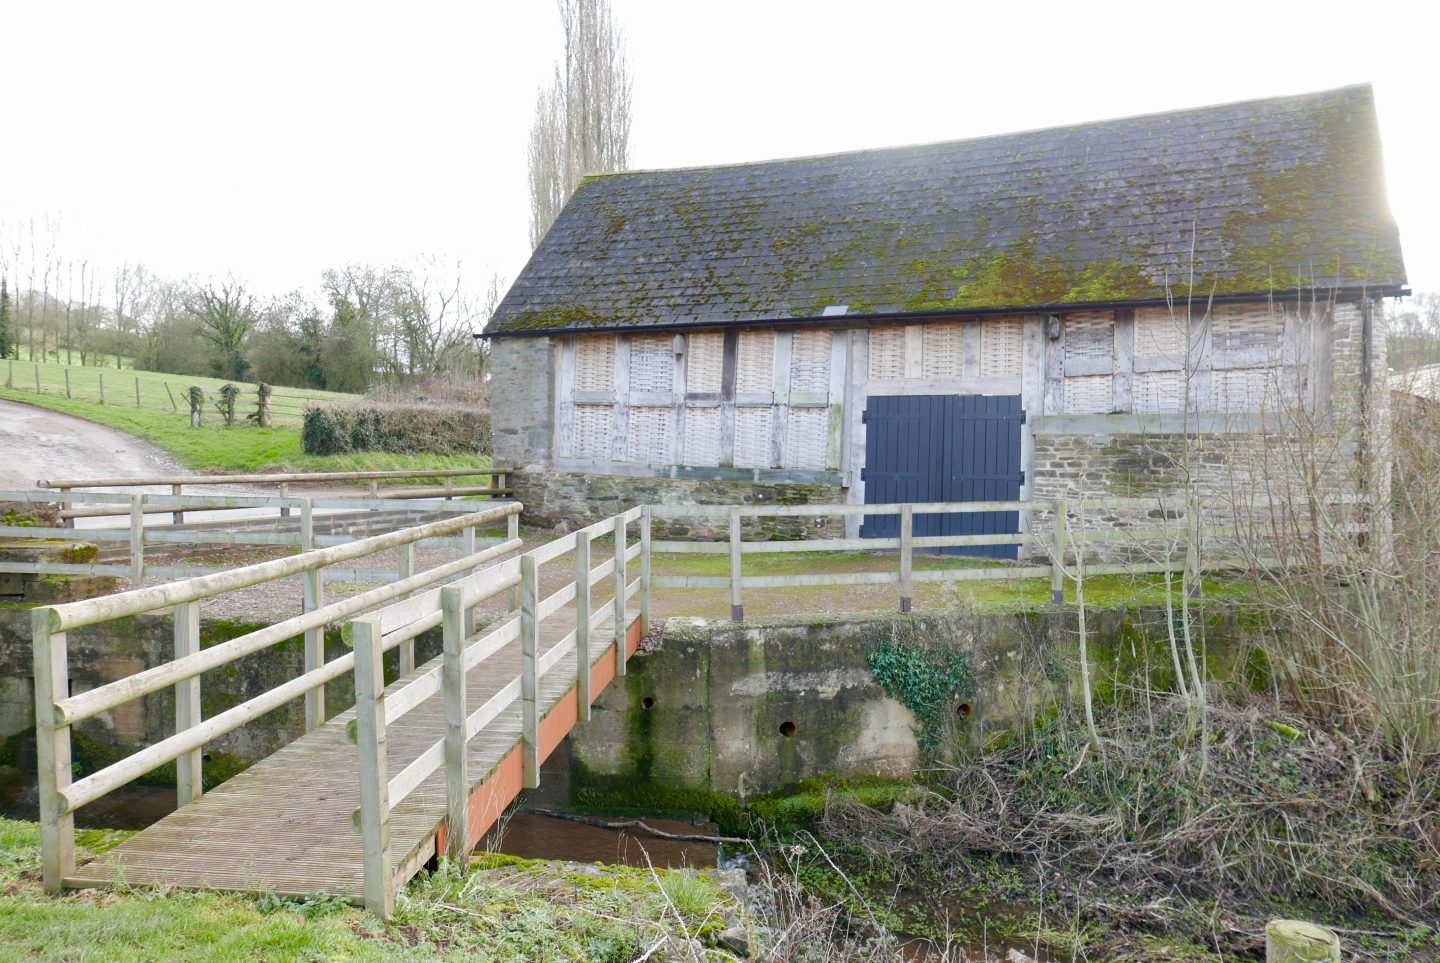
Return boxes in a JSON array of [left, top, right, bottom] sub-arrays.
[[519, 555, 540, 789], [32, 613, 73, 891], [575, 535, 591, 721], [352, 616, 393, 917], [899, 504, 913, 613], [440, 587, 467, 864], [174, 602, 202, 807], [614, 518, 628, 675], [729, 507, 743, 621]]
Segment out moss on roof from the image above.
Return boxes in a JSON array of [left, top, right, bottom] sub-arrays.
[[488, 85, 1405, 336]]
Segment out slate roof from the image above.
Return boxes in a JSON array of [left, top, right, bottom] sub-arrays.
[[487, 85, 1405, 337]]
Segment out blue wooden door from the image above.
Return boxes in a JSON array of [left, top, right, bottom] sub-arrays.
[[860, 394, 1025, 558]]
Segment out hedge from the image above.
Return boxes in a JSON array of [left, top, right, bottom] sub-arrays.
[[302, 403, 491, 456]]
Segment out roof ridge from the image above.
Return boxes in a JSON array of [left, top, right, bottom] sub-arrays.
[[584, 84, 1374, 180]]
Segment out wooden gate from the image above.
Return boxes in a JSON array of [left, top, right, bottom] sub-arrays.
[[860, 395, 1025, 558]]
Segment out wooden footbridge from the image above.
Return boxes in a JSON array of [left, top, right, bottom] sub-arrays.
[[19, 485, 1252, 916], [29, 502, 649, 915]]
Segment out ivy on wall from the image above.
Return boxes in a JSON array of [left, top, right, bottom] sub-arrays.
[[865, 632, 975, 754]]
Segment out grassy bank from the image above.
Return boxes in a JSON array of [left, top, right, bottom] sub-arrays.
[[1, 356, 353, 427], [0, 820, 741, 962], [0, 389, 491, 476]]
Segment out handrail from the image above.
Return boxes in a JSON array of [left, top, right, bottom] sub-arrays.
[[345, 505, 652, 914], [41, 503, 520, 633], [37, 468, 507, 489]]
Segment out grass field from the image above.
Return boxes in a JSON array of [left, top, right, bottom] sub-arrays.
[[0, 819, 735, 962], [0, 387, 492, 476], [1, 356, 355, 427]]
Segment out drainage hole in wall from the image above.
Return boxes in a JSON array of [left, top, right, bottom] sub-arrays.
[[641, 697, 654, 710], [201, 754, 213, 763], [779, 721, 797, 738], [956, 703, 973, 719]]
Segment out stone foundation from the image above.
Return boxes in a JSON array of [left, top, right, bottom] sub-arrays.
[[568, 606, 1263, 800]]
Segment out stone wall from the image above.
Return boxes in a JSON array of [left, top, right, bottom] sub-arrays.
[[569, 606, 1262, 800], [491, 336, 555, 472], [513, 469, 846, 540]]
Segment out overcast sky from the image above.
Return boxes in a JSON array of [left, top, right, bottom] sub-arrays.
[[1, 0, 1434, 303]]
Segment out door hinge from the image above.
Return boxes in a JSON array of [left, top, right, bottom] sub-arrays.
[[1019, 411, 1027, 425], [1018, 470, 1026, 485], [861, 410, 868, 424], [860, 468, 868, 481]]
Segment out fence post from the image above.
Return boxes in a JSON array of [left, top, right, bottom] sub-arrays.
[[440, 585, 470, 864], [640, 505, 652, 636], [64, 367, 71, 398], [398, 542, 416, 675], [134, 376, 141, 409], [729, 507, 743, 622], [506, 512, 521, 612], [32, 609, 74, 892], [1051, 498, 1068, 606], [460, 524, 477, 638], [7, 359, 12, 388], [129, 494, 146, 588], [278, 481, 290, 519], [614, 515, 628, 675], [1265, 921, 1340, 963], [520, 554, 540, 789], [352, 615, 393, 917], [301, 499, 326, 731], [165, 381, 178, 412], [899, 504, 914, 613], [98, 371, 104, 404], [174, 601, 202, 806], [34, 362, 40, 392], [171, 483, 184, 525], [58, 487, 73, 529], [575, 533, 592, 722]]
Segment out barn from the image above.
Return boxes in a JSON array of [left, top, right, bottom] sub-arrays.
[[484, 85, 1406, 545]]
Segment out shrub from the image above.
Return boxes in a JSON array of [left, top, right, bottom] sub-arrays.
[[302, 403, 491, 456]]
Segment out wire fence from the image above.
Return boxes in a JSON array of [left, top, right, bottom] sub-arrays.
[[1, 358, 345, 427]]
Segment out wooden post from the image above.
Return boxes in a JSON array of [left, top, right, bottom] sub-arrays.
[[519, 554, 540, 789], [129, 494, 146, 588], [1051, 498, 1068, 606], [165, 381, 178, 412], [64, 366, 71, 398], [368, 478, 379, 498], [398, 542, 416, 675], [301, 499, 326, 731], [98, 371, 104, 404], [171, 483, 184, 525], [443, 476, 454, 502], [34, 362, 40, 392], [134, 376, 141, 409], [899, 504, 914, 614], [440, 585, 469, 864], [174, 601, 202, 806], [575, 534, 592, 722], [278, 481, 290, 519], [639, 505, 652, 636], [614, 516, 628, 676], [33, 609, 74, 892], [729, 507, 743, 622], [460, 524, 476, 638], [1265, 920, 1340, 962], [352, 616, 393, 917], [6, 359, 12, 388], [58, 487, 73, 529], [506, 513, 521, 612]]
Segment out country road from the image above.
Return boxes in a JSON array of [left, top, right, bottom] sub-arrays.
[[0, 398, 185, 490]]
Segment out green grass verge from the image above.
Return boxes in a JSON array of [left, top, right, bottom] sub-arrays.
[[0, 818, 740, 962], [0, 389, 492, 476], [1, 356, 355, 427]]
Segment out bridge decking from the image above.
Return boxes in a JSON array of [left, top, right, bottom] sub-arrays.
[[66, 602, 639, 900]]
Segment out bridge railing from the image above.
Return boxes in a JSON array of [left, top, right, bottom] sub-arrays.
[[33, 467, 512, 527], [28, 501, 524, 893], [650, 496, 1301, 619], [343, 505, 649, 915], [0, 488, 514, 585]]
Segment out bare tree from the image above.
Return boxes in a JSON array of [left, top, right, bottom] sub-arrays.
[[186, 278, 258, 379], [112, 262, 148, 368], [527, 0, 633, 248]]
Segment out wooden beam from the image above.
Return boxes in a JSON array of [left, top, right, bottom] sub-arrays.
[[519, 555, 540, 789], [32, 611, 73, 892], [439, 586, 469, 865], [352, 616, 393, 917], [174, 601, 202, 807]]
